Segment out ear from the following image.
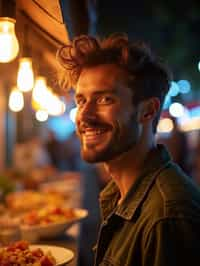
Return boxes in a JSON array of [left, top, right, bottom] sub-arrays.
[[138, 97, 160, 123]]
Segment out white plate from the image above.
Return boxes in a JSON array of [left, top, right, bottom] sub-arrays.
[[20, 208, 88, 242], [30, 245, 74, 265]]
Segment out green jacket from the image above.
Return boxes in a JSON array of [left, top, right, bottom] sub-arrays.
[[94, 145, 200, 266]]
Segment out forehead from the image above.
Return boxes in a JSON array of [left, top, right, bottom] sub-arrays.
[[76, 64, 129, 95]]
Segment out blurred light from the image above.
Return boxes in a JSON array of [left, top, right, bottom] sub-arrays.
[[32, 78, 66, 116], [189, 106, 200, 118], [17, 57, 34, 92], [177, 80, 191, 94], [169, 102, 185, 118], [198, 61, 200, 72], [69, 107, 77, 123], [35, 110, 48, 122], [43, 88, 66, 116], [157, 118, 174, 133], [163, 94, 171, 110], [168, 81, 179, 97], [47, 115, 75, 141], [32, 76, 48, 110], [0, 17, 19, 62], [179, 117, 200, 132], [8, 87, 24, 112]]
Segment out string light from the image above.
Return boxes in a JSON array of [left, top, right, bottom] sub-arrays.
[[35, 110, 48, 122], [8, 87, 24, 112], [17, 57, 34, 92], [0, 17, 19, 62]]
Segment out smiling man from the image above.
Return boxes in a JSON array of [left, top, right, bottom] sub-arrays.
[[57, 34, 200, 266], [76, 64, 139, 163]]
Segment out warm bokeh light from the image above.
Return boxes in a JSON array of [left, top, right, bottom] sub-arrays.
[[44, 91, 66, 116], [32, 76, 48, 109], [0, 17, 19, 63], [32, 78, 66, 116], [17, 57, 34, 92], [8, 87, 24, 112], [179, 117, 200, 132], [169, 102, 185, 118], [157, 118, 174, 133], [35, 110, 48, 122]]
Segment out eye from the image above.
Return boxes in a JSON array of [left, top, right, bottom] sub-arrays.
[[76, 97, 86, 107], [96, 96, 114, 105]]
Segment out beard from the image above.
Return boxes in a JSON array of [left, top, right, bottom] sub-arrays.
[[76, 112, 140, 163]]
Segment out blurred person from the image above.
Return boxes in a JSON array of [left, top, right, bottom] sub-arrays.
[[45, 130, 63, 169], [192, 131, 200, 185], [57, 34, 200, 266], [13, 136, 50, 174], [158, 117, 191, 175], [12, 136, 52, 189], [61, 132, 83, 171]]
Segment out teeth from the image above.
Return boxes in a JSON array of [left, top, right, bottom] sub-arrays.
[[84, 129, 106, 136]]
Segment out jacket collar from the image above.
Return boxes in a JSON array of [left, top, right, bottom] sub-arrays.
[[99, 144, 171, 220]]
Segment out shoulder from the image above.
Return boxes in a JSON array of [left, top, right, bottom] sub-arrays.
[[147, 162, 200, 220], [157, 162, 200, 204], [141, 163, 200, 248]]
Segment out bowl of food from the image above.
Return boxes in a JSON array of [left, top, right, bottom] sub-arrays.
[[0, 214, 21, 245], [20, 206, 88, 242], [5, 190, 65, 214]]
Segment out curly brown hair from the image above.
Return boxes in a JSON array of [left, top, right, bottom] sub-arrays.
[[57, 33, 172, 132]]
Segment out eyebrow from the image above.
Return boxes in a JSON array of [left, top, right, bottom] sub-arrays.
[[75, 89, 117, 99]]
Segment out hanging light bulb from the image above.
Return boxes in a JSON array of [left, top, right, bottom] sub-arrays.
[[0, 17, 19, 63], [43, 87, 66, 116], [32, 76, 48, 110], [35, 109, 48, 122], [8, 87, 24, 112], [47, 96, 66, 116], [17, 57, 34, 92]]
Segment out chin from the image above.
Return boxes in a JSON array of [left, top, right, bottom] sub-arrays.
[[81, 139, 136, 163], [81, 151, 105, 163], [81, 147, 120, 163]]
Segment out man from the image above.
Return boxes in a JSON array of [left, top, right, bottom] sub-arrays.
[[57, 34, 200, 266]]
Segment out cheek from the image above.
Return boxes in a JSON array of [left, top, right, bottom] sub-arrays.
[[116, 109, 138, 134], [96, 108, 119, 123], [75, 111, 81, 127], [114, 108, 135, 125]]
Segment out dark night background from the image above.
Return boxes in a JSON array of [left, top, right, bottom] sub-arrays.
[[95, 0, 200, 94]]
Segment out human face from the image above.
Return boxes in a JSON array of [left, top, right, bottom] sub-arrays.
[[75, 64, 140, 163]]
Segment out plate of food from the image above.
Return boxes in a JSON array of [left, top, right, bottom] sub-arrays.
[[30, 245, 74, 265], [20, 206, 88, 242], [0, 240, 74, 265]]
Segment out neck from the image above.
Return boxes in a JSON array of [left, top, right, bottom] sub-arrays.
[[104, 136, 155, 202]]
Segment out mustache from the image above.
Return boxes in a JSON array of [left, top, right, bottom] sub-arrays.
[[78, 120, 112, 133]]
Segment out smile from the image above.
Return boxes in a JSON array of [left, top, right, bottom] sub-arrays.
[[82, 128, 109, 142], [85, 129, 107, 136]]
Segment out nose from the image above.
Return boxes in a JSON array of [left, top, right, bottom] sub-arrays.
[[76, 101, 97, 122]]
